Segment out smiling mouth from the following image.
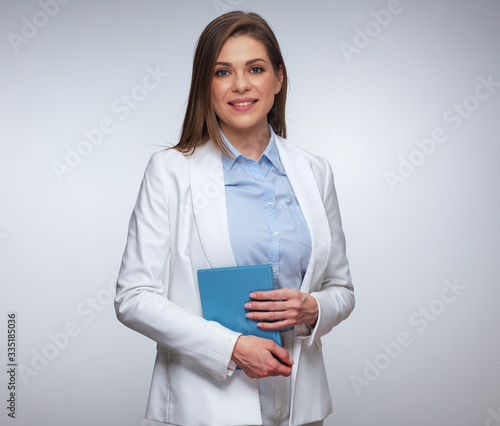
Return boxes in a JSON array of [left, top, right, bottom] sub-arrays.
[[229, 100, 257, 106]]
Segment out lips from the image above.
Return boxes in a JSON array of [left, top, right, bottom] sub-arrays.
[[227, 97, 258, 112], [230, 101, 256, 106], [228, 97, 257, 106]]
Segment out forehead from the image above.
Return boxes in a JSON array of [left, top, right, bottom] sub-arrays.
[[216, 35, 269, 63]]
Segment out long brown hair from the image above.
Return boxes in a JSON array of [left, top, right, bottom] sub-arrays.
[[173, 11, 288, 157]]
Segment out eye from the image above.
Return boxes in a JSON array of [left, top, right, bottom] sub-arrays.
[[214, 69, 229, 77], [250, 66, 264, 74]]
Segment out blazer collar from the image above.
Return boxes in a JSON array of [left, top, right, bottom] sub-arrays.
[[188, 141, 237, 269], [274, 135, 332, 293]]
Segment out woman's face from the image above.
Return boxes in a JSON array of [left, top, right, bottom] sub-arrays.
[[211, 35, 283, 140]]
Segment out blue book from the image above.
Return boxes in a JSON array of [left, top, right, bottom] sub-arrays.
[[197, 264, 282, 347]]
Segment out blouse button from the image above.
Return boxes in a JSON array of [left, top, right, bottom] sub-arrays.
[[273, 231, 279, 237]]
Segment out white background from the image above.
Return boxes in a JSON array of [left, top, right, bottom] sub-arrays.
[[1, 1, 500, 425]]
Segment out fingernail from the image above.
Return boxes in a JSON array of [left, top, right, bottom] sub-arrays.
[[246, 313, 254, 318], [244, 303, 251, 309], [249, 293, 256, 298]]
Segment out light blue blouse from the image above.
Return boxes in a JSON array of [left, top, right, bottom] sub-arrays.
[[221, 126, 312, 291]]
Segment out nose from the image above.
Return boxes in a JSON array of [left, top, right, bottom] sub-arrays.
[[231, 72, 251, 93]]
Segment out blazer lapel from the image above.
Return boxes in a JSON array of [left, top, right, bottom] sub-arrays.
[[188, 142, 237, 269], [275, 136, 332, 293], [188, 137, 331, 285]]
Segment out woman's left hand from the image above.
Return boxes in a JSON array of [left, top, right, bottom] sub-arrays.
[[244, 288, 318, 330]]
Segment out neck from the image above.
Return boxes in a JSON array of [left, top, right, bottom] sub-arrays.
[[220, 122, 270, 161]]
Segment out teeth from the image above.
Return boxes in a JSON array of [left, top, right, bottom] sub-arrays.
[[232, 101, 254, 106]]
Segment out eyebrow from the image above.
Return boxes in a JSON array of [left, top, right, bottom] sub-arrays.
[[214, 58, 268, 67]]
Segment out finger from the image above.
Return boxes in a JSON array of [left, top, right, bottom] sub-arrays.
[[273, 362, 292, 377], [249, 308, 299, 320], [246, 308, 292, 321], [269, 344, 294, 368], [249, 288, 290, 301], [245, 300, 287, 313], [256, 319, 294, 329]]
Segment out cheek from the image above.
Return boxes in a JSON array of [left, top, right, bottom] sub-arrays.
[[212, 85, 229, 113], [263, 78, 278, 98], [211, 82, 222, 103], [210, 88, 218, 105]]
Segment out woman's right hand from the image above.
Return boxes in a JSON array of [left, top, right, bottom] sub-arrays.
[[230, 335, 293, 379]]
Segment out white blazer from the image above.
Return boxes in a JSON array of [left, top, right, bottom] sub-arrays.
[[115, 136, 355, 426]]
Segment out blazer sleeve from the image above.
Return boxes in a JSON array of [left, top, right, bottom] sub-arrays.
[[307, 156, 355, 345], [114, 152, 241, 380]]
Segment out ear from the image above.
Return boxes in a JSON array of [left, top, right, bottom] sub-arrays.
[[274, 64, 284, 95]]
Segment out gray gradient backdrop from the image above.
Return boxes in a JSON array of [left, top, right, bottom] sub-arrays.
[[1, 1, 500, 425]]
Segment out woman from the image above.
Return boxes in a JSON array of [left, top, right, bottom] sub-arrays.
[[115, 11, 354, 426]]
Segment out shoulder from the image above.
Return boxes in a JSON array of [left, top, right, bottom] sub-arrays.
[[151, 146, 188, 166], [141, 148, 186, 183], [147, 141, 217, 175]]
